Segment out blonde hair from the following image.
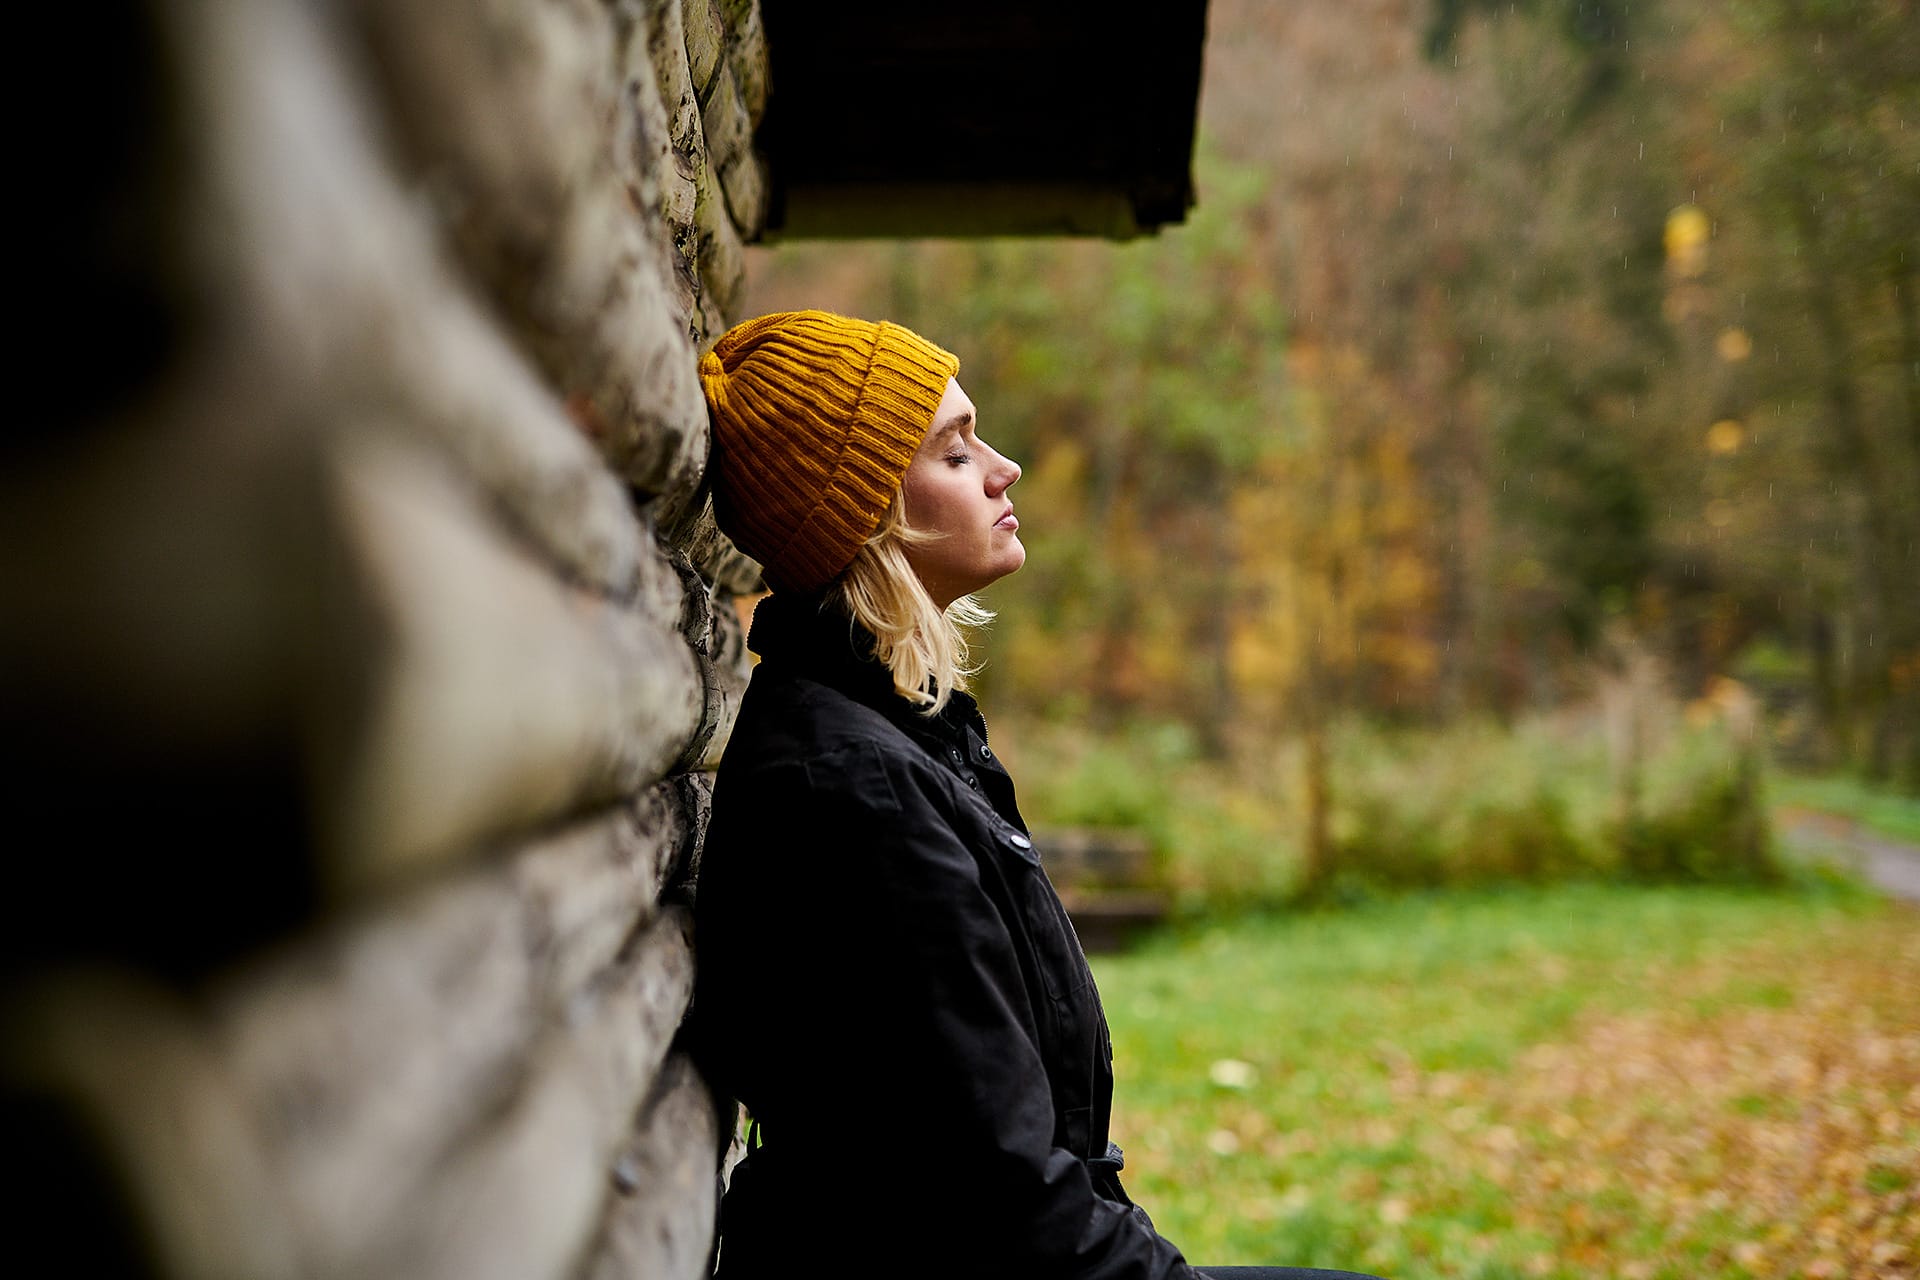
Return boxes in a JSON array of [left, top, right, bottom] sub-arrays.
[[832, 492, 992, 715]]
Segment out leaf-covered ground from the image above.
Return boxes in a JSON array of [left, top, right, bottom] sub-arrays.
[[1092, 884, 1918, 1279]]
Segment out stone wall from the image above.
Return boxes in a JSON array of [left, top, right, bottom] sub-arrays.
[[1, 2, 767, 1276]]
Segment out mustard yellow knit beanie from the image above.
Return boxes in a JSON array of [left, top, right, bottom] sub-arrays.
[[698, 310, 959, 594]]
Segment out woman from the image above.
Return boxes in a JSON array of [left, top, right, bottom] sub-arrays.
[[691, 311, 1381, 1280]]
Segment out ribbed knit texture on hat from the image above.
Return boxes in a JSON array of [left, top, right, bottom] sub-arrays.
[[699, 310, 959, 593]]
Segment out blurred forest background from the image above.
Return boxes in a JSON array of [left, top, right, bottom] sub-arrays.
[[743, 0, 1919, 907]]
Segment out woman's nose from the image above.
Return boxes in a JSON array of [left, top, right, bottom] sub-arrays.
[[991, 451, 1021, 493]]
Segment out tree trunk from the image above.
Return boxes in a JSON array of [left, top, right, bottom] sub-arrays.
[[1799, 216, 1903, 776], [1197, 459, 1237, 759], [1892, 266, 1920, 469], [1301, 696, 1332, 899]]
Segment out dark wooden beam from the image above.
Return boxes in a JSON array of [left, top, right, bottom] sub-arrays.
[[757, 2, 1209, 239]]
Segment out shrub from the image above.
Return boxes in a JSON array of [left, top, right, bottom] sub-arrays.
[[1011, 706, 1781, 917]]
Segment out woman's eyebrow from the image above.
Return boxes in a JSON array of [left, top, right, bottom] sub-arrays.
[[933, 409, 974, 437]]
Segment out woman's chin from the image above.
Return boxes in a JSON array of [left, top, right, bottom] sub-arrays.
[[992, 541, 1028, 584]]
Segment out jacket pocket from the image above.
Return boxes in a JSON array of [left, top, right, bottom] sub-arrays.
[[1029, 874, 1096, 1000], [987, 818, 1095, 1000], [997, 821, 1043, 868], [980, 815, 1107, 1158]]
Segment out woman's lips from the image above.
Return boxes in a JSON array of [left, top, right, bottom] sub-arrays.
[[995, 508, 1019, 531]]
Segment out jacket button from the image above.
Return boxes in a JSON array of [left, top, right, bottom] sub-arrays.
[[966, 775, 979, 788], [1009, 833, 1032, 850], [980, 745, 992, 760]]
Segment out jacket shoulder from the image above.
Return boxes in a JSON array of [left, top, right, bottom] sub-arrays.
[[722, 663, 926, 776]]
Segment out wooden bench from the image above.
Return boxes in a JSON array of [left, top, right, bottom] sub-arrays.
[[1041, 827, 1173, 953]]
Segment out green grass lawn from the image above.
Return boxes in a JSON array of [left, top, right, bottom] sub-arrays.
[[1090, 883, 1918, 1279]]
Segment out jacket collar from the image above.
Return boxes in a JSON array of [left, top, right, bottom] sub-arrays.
[[749, 591, 1026, 832], [747, 592, 984, 748]]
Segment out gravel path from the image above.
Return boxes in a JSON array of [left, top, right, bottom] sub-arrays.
[[1776, 809, 1920, 902]]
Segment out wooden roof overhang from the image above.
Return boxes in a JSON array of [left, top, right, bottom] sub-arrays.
[[756, 2, 1211, 240]]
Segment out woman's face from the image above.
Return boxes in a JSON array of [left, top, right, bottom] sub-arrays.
[[901, 378, 1024, 609]]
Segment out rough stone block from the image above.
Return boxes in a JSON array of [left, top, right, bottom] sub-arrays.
[[577, 1054, 722, 1280], [681, 0, 723, 98], [323, 430, 702, 888], [722, 1, 768, 127]]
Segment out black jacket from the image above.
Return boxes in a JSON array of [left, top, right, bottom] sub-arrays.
[[691, 593, 1194, 1279]]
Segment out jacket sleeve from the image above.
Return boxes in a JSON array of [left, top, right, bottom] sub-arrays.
[[759, 739, 1196, 1280]]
